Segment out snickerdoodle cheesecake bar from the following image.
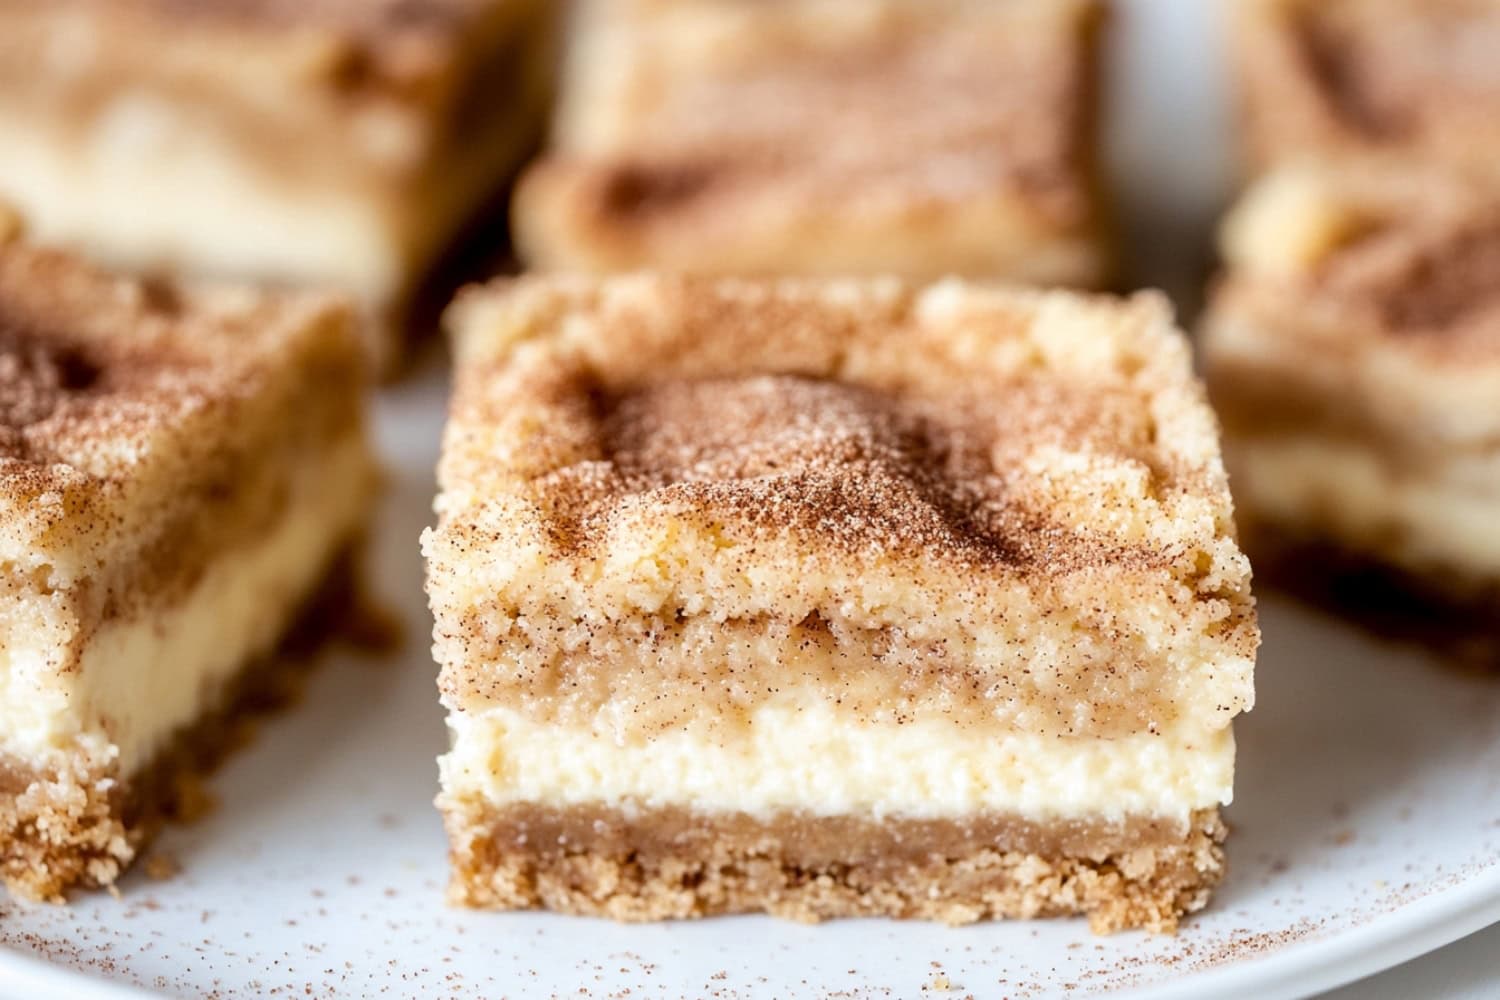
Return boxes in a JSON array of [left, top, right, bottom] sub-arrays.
[[1203, 163, 1500, 634], [512, 0, 1111, 287], [425, 275, 1258, 933], [1235, 0, 1500, 172], [0, 0, 556, 369], [0, 235, 375, 901]]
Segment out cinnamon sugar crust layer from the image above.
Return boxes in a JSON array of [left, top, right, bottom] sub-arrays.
[[0, 240, 363, 614], [512, 0, 1111, 285], [431, 275, 1256, 742], [1242, 530, 1500, 673], [1236, 0, 1500, 172], [1207, 163, 1500, 432], [442, 802, 1227, 934], [1207, 163, 1500, 439]]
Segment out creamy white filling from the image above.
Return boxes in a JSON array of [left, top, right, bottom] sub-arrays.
[[0, 435, 369, 777], [0, 101, 403, 305], [1233, 437, 1500, 577], [439, 703, 1235, 821]]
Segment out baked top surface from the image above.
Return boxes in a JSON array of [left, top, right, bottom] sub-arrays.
[[430, 277, 1257, 746], [1213, 163, 1500, 365], [0, 0, 542, 111], [441, 274, 1233, 579], [534, 0, 1101, 229], [483, 370, 1177, 573], [0, 238, 354, 558], [4, 0, 507, 44], [1238, 0, 1500, 165], [0, 240, 345, 481]]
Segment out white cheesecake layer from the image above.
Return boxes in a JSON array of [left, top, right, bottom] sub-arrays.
[[1233, 436, 1500, 578], [440, 703, 1235, 821], [0, 103, 403, 307], [0, 434, 369, 778]]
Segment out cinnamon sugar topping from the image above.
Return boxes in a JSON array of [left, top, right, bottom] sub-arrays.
[[1223, 164, 1500, 355], [1240, 0, 1500, 169], [0, 240, 365, 617], [1316, 212, 1500, 335], [430, 275, 1257, 740], [0, 325, 100, 457], [567, 375, 1012, 563], [1294, 1, 1500, 141], [514, 0, 1109, 283], [541, 372, 1144, 572], [0, 241, 342, 481], [99, 0, 498, 53]]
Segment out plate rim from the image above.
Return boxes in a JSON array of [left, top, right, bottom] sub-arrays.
[[5, 861, 1497, 999], [1119, 862, 1500, 1000]]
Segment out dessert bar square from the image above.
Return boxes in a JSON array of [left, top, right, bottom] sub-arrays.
[[0, 235, 375, 900], [1235, 0, 1500, 172], [426, 275, 1257, 932], [511, 0, 1112, 286], [1203, 164, 1500, 635], [0, 0, 557, 370]]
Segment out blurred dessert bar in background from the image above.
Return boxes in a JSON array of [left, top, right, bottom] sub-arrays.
[[1234, 0, 1500, 172], [427, 274, 1256, 932], [1203, 163, 1500, 642], [0, 0, 557, 371], [0, 232, 375, 900], [512, 0, 1113, 286]]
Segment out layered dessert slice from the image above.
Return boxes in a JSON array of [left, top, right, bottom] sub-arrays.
[[1235, 0, 1500, 172], [0, 0, 557, 370], [426, 275, 1258, 933], [0, 235, 375, 901], [1203, 163, 1500, 643], [511, 0, 1112, 287]]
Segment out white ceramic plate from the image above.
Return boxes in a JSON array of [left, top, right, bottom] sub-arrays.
[[3, 2, 1498, 998]]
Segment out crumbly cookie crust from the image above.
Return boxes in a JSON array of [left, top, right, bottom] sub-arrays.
[[442, 802, 1227, 934]]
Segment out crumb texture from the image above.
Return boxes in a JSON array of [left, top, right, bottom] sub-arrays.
[[430, 275, 1256, 740], [544, 372, 1148, 569], [444, 803, 1227, 935], [0, 756, 134, 904], [0, 241, 350, 481], [0, 241, 362, 605]]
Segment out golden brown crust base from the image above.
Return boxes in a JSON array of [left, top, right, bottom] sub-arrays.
[[442, 802, 1227, 934], [0, 543, 379, 902]]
